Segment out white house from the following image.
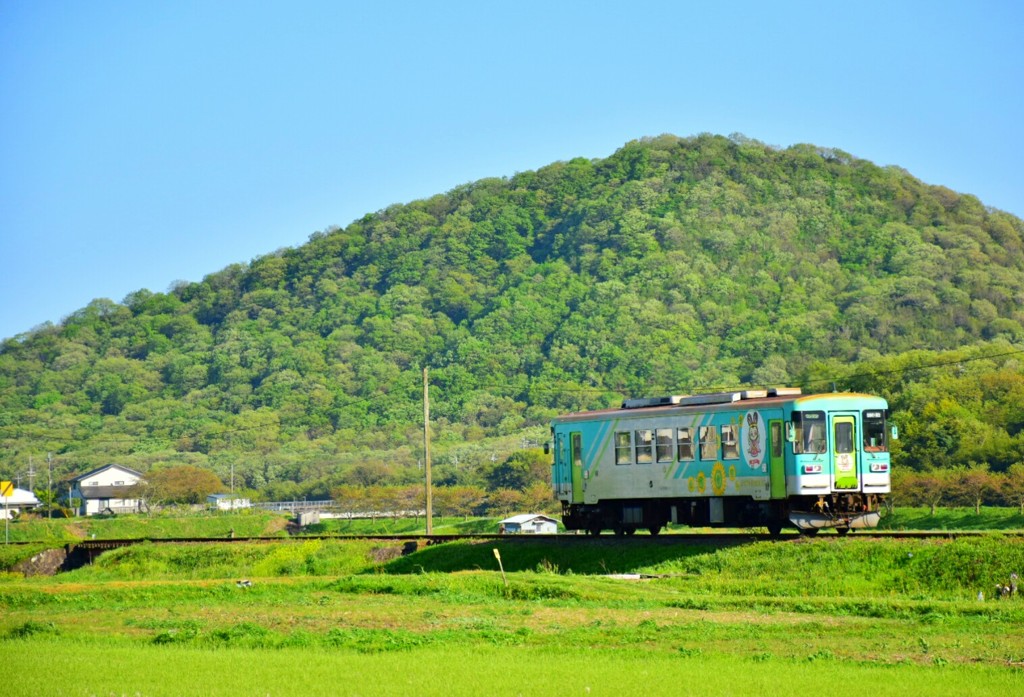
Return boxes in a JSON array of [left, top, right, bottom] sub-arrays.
[[499, 514, 559, 535], [207, 493, 251, 511], [69, 464, 146, 516], [0, 487, 40, 519]]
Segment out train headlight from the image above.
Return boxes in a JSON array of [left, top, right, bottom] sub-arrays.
[[802, 464, 822, 474], [870, 463, 889, 473]]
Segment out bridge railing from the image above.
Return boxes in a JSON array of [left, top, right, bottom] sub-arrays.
[[252, 500, 424, 519]]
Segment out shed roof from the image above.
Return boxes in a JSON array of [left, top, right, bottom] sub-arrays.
[[500, 514, 559, 525]]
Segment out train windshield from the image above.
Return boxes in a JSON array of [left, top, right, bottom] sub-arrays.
[[863, 410, 888, 452], [793, 411, 827, 454]]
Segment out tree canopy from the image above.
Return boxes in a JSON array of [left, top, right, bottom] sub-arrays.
[[2, 134, 1023, 501]]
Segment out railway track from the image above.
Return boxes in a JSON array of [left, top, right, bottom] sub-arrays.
[[61, 528, 1022, 553]]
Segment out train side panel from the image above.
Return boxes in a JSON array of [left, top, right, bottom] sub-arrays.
[[552, 391, 891, 535]]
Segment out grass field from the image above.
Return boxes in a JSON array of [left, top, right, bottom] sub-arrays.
[[4, 640, 1020, 697], [2, 533, 1023, 695]]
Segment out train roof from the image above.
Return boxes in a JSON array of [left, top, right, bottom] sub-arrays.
[[552, 388, 886, 424]]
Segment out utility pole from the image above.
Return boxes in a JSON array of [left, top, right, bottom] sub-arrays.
[[27, 456, 36, 491], [47, 452, 53, 519], [423, 366, 432, 535]]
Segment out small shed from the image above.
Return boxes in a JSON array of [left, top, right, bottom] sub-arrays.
[[207, 494, 252, 511], [499, 514, 559, 535]]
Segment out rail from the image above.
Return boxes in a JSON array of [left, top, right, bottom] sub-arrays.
[[63, 528, 1022, 552]]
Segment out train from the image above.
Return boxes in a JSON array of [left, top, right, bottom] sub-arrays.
[[549, 388, 894, 535]]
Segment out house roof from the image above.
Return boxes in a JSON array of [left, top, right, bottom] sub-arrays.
[[500, 514, 559, 525], [72, 463, 144, 484], [0, 487, 40, 507], [78, 485, 140, 500]]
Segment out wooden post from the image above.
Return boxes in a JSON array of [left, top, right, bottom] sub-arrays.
[[423, 366, 433, 535]]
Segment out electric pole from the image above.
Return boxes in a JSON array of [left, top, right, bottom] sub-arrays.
[[47, 452, 53, 519], [423, 366, 432, 534]]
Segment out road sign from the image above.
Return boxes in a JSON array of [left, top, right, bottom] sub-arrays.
[[0, 481, 13, 497]]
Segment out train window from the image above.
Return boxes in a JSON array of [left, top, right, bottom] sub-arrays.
[[793, 411, 827, 454], [699, 426, 718, 460], [635, 429, 654, 464], [677, 427, 695, 461], [656, 428, 674, 463], [835, 421, 854, 453], [863, 410, 888, 452], [615, 432, 632, 465], [721, 424, 739, 460], [771, 421, 783, 458]]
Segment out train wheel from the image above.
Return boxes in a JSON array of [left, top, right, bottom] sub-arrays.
[[766, 522, 783, 537], [625, 527, 636, 536], [836, 527, 851, 536], [648, 525, 662, 536], [588, 522, 602, 536], [798, 527, 820, 537]]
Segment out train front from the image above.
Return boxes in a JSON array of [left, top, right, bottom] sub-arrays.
[[784, 394, 893, 533]]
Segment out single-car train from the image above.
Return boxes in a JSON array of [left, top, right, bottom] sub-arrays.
[[550, 388, 894, 535]]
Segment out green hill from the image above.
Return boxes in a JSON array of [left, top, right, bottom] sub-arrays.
[[2, 133, 1023, 496]]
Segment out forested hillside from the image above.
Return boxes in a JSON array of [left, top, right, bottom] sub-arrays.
[[2, 133, 1023, 500]]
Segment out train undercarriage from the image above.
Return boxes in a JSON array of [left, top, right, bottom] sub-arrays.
[[562, 493, 885, 537]]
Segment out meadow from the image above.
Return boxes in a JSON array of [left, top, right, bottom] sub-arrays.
[[2, 530, 1023, 695]]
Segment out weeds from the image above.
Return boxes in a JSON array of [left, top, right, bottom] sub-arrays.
[[5, 621, 59, 639]]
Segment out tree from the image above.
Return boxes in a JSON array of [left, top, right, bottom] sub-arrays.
[[146, 465, 225, 505], [343, 461, 393, 487], [896, 468, 950, 516], [331, 485, 368, 517], [949, 464, 998, 514], [520, 481, 555, 513], [486, 488, 524, 517], [1002, 464, 1024, 514], [483, 450, 550, 491], [444, 487, 483, 519]]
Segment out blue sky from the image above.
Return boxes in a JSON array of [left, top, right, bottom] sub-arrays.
[[2, 1, 1022, 341]]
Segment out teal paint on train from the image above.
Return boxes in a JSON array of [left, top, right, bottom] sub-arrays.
[[552, 390, 892, 534], [552, 392, 891, 503]]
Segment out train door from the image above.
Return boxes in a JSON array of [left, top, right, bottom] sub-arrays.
[[769, 419, 786, 498], [554, 432, 567, 499], [570, 432, 584, 504], [832, 414, 859, 490]]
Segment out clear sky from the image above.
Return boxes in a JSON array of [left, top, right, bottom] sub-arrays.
[[1, 1, 1021, 341]]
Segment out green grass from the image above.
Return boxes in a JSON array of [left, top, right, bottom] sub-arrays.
[[3, 509, 291, 542], [3, 535, 1024, 695], [3, 639, 1020, 696], [881, 507, 1024, 531], [298, 515, 501, 535]]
